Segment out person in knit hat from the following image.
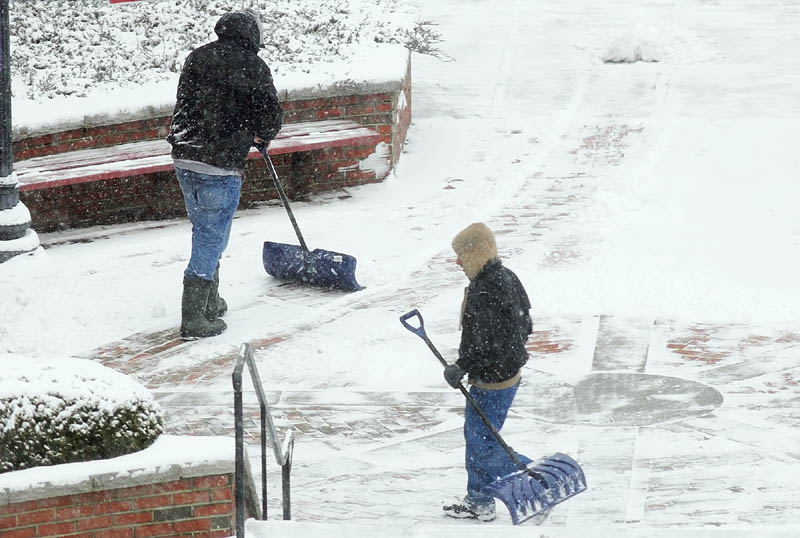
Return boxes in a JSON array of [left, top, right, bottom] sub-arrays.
[[442, 222, 534, 522]]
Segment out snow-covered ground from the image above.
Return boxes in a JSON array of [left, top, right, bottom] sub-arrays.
[[4, 0, 800, 359], [2, 0, 800, 536]]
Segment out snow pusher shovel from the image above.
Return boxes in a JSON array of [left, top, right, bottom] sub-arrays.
[[259, 146, 363, 291], [399, 309, 587, 525]]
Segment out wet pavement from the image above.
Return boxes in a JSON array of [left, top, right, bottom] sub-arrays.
[[86, 308, 800, 531]]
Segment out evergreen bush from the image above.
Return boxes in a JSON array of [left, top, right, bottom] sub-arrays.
[[0, 357, 164, 474], [10, 0, 446, 100]]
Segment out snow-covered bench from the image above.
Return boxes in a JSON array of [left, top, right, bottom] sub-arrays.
[[14, 119, 386, 232], [16, 119, 382, 191]]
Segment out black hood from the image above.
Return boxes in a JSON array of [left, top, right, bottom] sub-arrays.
[[214, 10, 262, 52]]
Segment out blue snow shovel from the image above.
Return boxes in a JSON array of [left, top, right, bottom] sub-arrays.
[[259, 146, 363, 291], [400, 309, 587, 525]]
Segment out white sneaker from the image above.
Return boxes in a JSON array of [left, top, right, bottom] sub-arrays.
[[442, 496, 496, 522]]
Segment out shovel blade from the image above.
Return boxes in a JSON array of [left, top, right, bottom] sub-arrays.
[[263, 241, 363, 291], [484, 452, 587, 525]]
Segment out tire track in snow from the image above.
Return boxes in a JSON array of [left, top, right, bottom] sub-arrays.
[[487, 2, 519, 118]]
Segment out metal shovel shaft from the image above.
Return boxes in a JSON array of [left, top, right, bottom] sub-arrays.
[[260, 146, 309, 252], [401, 309, 588, 525], [400, 309, 529, 472]]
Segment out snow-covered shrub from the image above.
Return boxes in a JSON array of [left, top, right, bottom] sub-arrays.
[[0, 356, 164, 474], [10, 0, 444, 100], [600, 23, 712, 65]]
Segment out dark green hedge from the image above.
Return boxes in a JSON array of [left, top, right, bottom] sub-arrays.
[[0, 393, 164, 474]]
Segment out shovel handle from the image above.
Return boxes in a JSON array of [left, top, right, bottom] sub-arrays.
[[399, 309, 447, 368], [399, 308, 550, 486], [399, 309, 425, 337], [259, 145, 309, 253], [399, 309, 522, 463]]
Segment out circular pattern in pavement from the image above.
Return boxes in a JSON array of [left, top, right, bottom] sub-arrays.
[[526, 372, 724, 427]]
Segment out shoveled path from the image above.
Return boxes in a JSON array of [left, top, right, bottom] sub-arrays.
[[88, 306, 800, 528]]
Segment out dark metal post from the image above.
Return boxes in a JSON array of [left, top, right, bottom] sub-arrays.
[[0, 0, 11, 178], [282, 439, 294, 520], [0, 0, 38, 263], [232, 361, 245, 538], [259, 404, 268, 519], [233, 343, 294, 530]]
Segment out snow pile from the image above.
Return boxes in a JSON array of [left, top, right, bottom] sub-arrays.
[[600, 23, 712, 64], [10, 0, 430, 101], [358, 142, 391, 177], [0, 356, 164, 473], [602, 27, 663, 64]]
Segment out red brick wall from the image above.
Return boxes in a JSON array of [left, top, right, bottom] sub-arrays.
[[283, 93, 393, 149], [12, 60, 412, 166], [12, 92, 395, 162], [0, 474, 234, 538]]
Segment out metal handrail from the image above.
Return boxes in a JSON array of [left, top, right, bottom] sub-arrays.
[[233, 343, 295, 537]]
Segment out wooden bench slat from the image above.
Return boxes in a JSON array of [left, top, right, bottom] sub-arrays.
[[274, 119, 362, 137], [266, 126, 381, 156], [15, 140, 168, 174], [16, 120, 383, 192]]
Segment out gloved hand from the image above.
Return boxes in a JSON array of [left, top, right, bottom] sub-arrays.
[[254, 137, 268, 153], [443, 363, 465, 389]]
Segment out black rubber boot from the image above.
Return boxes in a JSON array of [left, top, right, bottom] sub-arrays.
[[181, 275, 226, 339], [206, 264, 228, 320]]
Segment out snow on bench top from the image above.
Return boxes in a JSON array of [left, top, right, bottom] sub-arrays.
[[15, 120, 383, 191]]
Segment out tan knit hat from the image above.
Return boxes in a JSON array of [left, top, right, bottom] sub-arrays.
[[451, 222, 498, 279]]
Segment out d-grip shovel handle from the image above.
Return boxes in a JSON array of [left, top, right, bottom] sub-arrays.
[[399, 309, 449, 368], [399, 309, 547, 485], [399, 309, 425, 336]]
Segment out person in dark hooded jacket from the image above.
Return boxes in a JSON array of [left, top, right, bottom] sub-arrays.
[[442, 222, 534, 522], [168, 9, 283, 339]]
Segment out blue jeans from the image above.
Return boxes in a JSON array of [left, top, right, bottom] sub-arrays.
[[176, 168, 242, 280], [464, 382, 532, 505]]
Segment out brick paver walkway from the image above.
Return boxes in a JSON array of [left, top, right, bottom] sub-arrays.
[[85, 302, 800, 526], [79, 112, 800, 528]]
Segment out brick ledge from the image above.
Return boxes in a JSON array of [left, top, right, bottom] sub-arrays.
[[12, 52, 409, 142], [0, 435, 234, 506]]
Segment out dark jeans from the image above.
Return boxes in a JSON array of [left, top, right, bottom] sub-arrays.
[[464, 382, 532, 505], [176, 167, 242, 280]]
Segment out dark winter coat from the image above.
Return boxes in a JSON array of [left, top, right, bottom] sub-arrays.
[[168, 11, 283, 170], [456, 258, 532, 384]]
